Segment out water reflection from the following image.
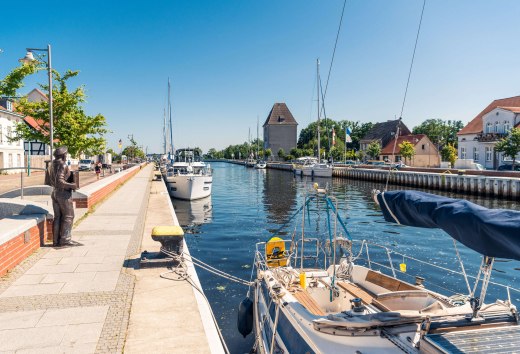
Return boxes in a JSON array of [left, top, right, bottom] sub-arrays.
[[262, 169, 297, 225], [172, 196, 212, 232]]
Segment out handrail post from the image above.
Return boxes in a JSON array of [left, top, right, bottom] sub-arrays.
[[386, 248, 396, 277]]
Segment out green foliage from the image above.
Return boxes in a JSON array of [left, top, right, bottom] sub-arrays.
[[441, 144, 457, 167], [412, 119, 464, 149], [265, 148, 272, 159], [285, 154, 294, 161], [399, 140, 416, 165], [366, 141, 381, 160], [290, 148, 302, 158], [0, 63, 41, 97], [12, 69, 109, 158], [122, 145, 145, 159], [277, 148, 285, 159], [495, 127, 520, 168]]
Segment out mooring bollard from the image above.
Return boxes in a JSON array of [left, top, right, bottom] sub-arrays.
[[151, 225, 185, 256]]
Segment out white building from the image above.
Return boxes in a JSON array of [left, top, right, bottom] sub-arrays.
[[458, 96, 520, 169], [0, 99, 26, 174]]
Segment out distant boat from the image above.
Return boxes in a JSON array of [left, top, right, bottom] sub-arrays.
[[254, 160, 266, 169], [164, 148, 212, 200], [245, 157, 256, 168]]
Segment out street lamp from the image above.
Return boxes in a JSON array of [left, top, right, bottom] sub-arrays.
[[19, 45, 54, 159]]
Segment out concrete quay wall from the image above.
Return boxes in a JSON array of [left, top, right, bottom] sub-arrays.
[[333, 167, 520, 199]]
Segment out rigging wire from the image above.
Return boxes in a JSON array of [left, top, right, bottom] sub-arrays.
[[399, 0, 426, 119]]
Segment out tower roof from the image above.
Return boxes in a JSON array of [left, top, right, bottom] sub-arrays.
[[263, 103, 297, 127]]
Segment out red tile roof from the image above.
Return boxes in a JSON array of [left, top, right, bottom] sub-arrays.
[[380, 134, 425, 154], [263, 103, 297, 126], [497, 106, 520, 114], [458, 96, 520, 135]]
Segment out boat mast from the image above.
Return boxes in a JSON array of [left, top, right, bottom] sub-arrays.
[[163, 108, 167, 155], [168, 78, 174, 159], [317, 58, 321, 163], [256, 116, 259, 159]]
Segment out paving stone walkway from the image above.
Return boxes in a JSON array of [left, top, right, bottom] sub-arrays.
[[0, 165, 153, 353]]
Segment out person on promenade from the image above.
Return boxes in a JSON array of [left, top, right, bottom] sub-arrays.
[[44, 146, 77, 247], [95, 162, 101, 180]]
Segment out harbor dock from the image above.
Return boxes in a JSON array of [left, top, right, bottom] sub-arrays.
[[0, 164, 225, 353]]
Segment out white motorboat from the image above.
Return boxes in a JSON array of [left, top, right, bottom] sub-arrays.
[[293, 157, 317, 176], [245, 157, 256, 168], [239, 187, 520, 353], [254, 160, 267, 169], [164, 149, 212, 200], [311, 162, 333, 177]]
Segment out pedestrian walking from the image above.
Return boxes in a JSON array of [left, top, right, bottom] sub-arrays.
[[95, 162, 102, 180]]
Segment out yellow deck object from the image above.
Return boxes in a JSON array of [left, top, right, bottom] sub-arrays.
[[266, 237, 287, 267], [299, 272, 307, 289], [151, 225, 184, 237]]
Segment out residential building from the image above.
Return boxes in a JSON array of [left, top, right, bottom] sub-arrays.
[[0, 99, 26, 174], [360, 119, 411, 160], [380, 134, 440, 167], [263, 103, 298, 159], [457, 96, 520, 169]]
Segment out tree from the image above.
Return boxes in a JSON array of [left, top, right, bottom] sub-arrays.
[[399, 140, 416, 165], [441, 144, 457, 168], [122, 145, 145, 160], [206, 148, 218, 158], [12, 69, 109, 158], [366, 141, 381, 160], [0, 63, 40, 97], [277, 148, 285, 160], [265, 148, 272, 160], [412, 119, 464, 149], [495, 127, 520, 170]]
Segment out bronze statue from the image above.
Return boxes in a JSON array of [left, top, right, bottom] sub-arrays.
[[45, 146, 77, 246]]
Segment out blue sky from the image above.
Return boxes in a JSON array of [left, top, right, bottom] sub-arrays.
[[2, 0, 520, 153]]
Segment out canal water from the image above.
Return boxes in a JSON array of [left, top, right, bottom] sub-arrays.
[[172, 162, 520, 354]]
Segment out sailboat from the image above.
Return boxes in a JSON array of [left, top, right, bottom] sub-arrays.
[[255, 116, 267, 169], [294, 60, 333, 178], [244, 186, 520, 353], [162, 79, 213, 200]]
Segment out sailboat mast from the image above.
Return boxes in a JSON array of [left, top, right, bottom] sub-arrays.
[[256, 116, 259, 159], [317, 58, 321, 163], [163, 108, 167, 155], [168, 78, 174, 157]]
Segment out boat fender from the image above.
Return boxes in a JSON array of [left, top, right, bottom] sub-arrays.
[[237, 297, 254, 338]]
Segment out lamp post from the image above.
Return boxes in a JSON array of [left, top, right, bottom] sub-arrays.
[[19, 45, 54, 160]]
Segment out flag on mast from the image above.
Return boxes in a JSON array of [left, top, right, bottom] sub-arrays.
[[332, 127, 336, 146], [345, 127, 352, 143]]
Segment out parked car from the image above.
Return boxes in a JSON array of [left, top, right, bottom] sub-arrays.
[[366, 160, 386, 166], [78, 159, 93, 171], [497, 164, 520, 171]]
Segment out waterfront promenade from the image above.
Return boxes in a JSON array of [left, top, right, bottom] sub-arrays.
[[0, 164, 221, 353]]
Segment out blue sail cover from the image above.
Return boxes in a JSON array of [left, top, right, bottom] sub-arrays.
[[376, 190, 520, 261]]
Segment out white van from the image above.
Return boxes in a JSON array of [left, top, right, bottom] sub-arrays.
[[78, 159, 93, 171]]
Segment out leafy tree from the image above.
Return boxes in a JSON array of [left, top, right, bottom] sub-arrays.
[[122, 145, 145, 160], [0, 63, 40, 97], [495, 127, 520, 170], [277, 148, 285, 159], [399, 140, 416, 165], [441, 144, 457, 167], [285, 154, 294, 162], [12, 69, 109, 158], [366, 141, 381, 160], [207, 148, 218, 158], [265, 148, 272, 160], [412, 119, 464, 149]]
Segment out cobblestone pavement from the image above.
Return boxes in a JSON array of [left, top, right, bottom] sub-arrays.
[[0, 165, 152, 353]]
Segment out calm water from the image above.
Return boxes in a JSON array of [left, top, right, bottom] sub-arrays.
[[172, 162, 520, 354]]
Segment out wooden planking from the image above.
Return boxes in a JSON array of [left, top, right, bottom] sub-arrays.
[[337, 281, 391, 312], [365, 270, 419, 292], [293, 290, 326, 316]]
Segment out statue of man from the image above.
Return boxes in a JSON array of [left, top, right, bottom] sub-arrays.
[[45, 146, 77, 246]]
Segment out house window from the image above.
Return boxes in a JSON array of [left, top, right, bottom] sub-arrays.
[[0, 124, 3, 144], [473, 147, 479, 161], [278, 115, 285, 122], [422, 144, 425, 150], [383, 155, 389, 162], [8, 153, 13, 168], [485, 147, 492, 161], [504, 121, 511, 132], [6, 101, 13, 111], [17, 154, 21, 168], [486, 122, 492, 133], [494, 121, 499, 133], [6, 126, 12, 145], [460, 147, 466, 159]]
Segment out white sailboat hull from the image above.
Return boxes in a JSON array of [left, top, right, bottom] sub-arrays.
[[165, 174, 212, 200]]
